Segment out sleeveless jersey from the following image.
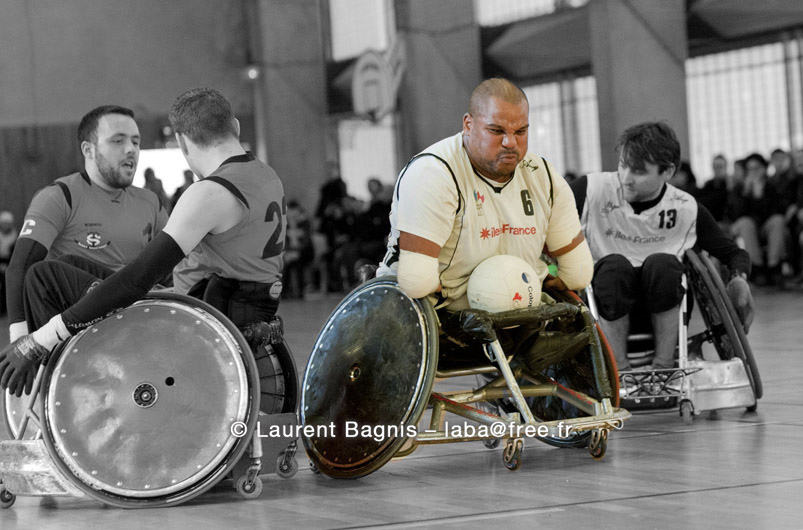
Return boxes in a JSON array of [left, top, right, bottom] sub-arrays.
[[581, 171, 698, 266], [20, 171, 167, 270], [381, 132, 581, 310], [172, 153, 286, 295]]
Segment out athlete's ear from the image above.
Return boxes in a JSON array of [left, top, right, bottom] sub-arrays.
[[462, 113, 473, 135], [175, 133, 189, 156], [80, 141, 94, 160]]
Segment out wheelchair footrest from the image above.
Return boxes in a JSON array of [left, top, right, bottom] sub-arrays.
[[687, 358, 756, 411], [0, 440, 86, 497]]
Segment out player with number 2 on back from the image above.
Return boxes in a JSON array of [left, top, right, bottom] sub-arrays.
[[0, 87, 287, 397]]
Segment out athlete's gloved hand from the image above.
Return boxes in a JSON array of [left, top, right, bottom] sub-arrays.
[[726, 275, 753, 334], [0, 335, 49, 397]]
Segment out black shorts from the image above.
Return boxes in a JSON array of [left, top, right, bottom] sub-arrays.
[[591, 253, 685, 322]]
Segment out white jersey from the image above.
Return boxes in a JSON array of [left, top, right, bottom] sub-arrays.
[[380, 132, 581, 310], [581, 171, 698, 267]]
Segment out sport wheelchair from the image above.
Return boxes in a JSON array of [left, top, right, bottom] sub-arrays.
[[587, 249, 762, 423], [0, 291, 299, 508], [299, 276, 630, 479]]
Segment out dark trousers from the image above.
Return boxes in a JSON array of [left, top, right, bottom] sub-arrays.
[[592, 253, 685, 323], [23, 254, 113, 330]]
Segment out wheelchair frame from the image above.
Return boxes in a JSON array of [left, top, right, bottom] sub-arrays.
[[586, 249, 761, 424], [301, 278, 630, 478], [0, 292, 299, 509]]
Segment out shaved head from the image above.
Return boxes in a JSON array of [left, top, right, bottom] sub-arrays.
[[468, 78, 528, 116]]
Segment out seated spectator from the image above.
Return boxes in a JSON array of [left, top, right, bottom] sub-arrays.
[[283, 200, 314, 298], [698, 154, 730, 224], [730, 153, 789, 285], [669, 160, 698, 196], [0, 211, 18, 315], [770, 148, 802, 277]]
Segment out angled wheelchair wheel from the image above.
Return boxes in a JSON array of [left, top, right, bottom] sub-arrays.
[[685, 251, 763, 399], [301, 277, 439, 478], [38, 292, 260, 508], [527, 289, 616, 449], [254, 339, 298, 414], [696, 252, 763, 399]]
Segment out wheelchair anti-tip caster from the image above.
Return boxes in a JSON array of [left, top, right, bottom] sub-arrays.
[[276, 454, 299, 479], [234, 474, 263, 500], [502, 438, 524, 471], [588, 429, 608, 460], [680, 400, 694, 425], [1, 484, 16, 509]]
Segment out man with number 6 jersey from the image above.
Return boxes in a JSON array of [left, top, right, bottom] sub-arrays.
[[0, 88, 286, 397], [379, 77, 594, 311], [569, 121, 752, 371]]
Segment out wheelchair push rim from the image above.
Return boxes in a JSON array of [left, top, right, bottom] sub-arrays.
[[300, 277, 439, 479], [39, 292, 260, 508]]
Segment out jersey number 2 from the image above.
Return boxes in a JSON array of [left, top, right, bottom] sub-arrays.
[[262, 198, 286, 258]]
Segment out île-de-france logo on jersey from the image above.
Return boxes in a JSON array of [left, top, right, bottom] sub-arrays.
[[473, 189, 485, 216], [479, 224, 537, 240]]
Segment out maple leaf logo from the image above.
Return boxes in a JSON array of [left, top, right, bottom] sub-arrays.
[[512, 292, 522, 302], [605, 228, 614, 237], [480, 228, 490, 240]]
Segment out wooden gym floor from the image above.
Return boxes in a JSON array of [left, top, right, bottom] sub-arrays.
[[1, 286, 801, 529]]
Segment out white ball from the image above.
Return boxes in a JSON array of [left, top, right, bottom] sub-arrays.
[[467, 255, 541, 313]]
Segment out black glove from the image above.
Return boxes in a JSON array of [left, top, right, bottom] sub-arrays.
[[0, 335, 49, 397]]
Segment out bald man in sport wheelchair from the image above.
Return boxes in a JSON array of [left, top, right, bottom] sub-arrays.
[[299, 254, 630, 479]]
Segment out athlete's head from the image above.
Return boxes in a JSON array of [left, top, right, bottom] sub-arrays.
[[616, 121, 680, 203], [462, 78, 529, 182], [169, 87, 239, 148], [79, 105, 140, 190]]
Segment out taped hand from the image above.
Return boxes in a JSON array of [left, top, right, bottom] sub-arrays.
[[726, 275, 754, 334], [0, 335, 49, 397]]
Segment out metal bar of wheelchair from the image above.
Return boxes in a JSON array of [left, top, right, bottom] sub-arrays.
[[415, 393, 627, 444], [13, 366, 46, 440], [483, 339, 538, 425]]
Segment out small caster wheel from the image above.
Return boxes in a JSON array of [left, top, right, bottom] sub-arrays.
[[588, 429, 607, 460], [483, 438, 500, 450], [234, 475, 263, 500], [680, 400, 694, 425], [1, 486, 16, 509], [309, 460, 321, 475], [502, 439, 523, 471], [746, 403, 758, 413], [276, 455, 298, 479]]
